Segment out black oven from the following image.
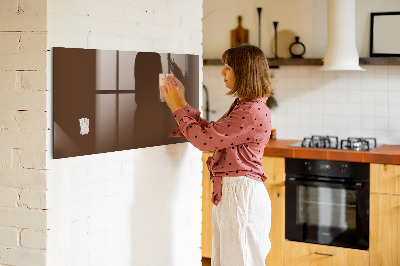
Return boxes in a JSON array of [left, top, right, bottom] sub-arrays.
[[285, 158, 369, 250]]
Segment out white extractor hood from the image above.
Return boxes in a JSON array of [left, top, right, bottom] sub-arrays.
[[320, 0, 365, 71]]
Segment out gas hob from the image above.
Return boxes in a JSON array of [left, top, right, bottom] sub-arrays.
[[289, 135, 383, 151]]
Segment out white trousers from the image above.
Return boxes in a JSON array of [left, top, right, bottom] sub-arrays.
[[212, 176, 272, 266]]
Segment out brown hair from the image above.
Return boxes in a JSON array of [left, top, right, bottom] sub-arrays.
[[221, 44, 273, 99]]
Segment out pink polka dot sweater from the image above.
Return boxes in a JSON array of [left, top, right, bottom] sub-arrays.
[[169, 97, 272, 206]]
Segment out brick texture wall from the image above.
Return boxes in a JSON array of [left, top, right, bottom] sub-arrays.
[[0, 0, 48, 265], [46, 0, 203, 266], [1, 0, 203, 265]]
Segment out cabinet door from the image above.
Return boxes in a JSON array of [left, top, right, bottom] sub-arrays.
[[284, 241, 369, 266], [261, 156, 285, 185], [264, 184, 284, 266], [370, 193, 400, 266], [202, 152, 214, 258], [370, 163, 400, 195]]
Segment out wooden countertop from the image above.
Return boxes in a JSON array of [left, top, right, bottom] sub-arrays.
[[263, 139, 400, 165]]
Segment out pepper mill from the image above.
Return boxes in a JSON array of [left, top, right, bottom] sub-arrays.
[[257, 8, 262, 48], [273, 21, 279, 58]]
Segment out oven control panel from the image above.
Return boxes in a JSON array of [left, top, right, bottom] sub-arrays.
[[286, 158, 369, 180]]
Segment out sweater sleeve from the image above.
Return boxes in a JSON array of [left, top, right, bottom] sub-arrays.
[[169, 103, 211, 137], [172, 106, 257, 152]]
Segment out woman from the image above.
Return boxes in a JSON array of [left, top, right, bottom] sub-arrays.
[[161, 44, 273, 266]]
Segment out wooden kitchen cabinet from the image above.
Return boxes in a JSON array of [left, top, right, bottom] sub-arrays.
[[284, 240, 369, 266], [264, 184, 285, 266], [261, 156, 285, 186], [202, 152, 213, 258], [370, 193, 400, 266], [201, 154, 286, 266], [370, 163, 400, 195], [370, 163, 400, 266], [262, 156, 285, 266]]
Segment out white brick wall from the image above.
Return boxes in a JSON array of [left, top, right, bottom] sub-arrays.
[[0, 0, 48, 265], [0, 227, 19, 247], [21, 229, 47, 250], [46, 1, 203, 266]]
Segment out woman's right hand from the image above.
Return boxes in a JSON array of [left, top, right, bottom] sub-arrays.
[[168, 75, 187, 108]]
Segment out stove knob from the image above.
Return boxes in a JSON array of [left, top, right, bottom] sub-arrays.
[[340, 164, 347, 174], [305, 162, 312, 171]]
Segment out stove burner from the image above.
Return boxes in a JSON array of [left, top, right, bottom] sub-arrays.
[[301, 135, 339, 149], [294, 136, 379, 151], [340, 137, 377, 151]]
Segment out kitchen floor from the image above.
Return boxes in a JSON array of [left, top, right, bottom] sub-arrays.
[[202, 257, 211, 266]]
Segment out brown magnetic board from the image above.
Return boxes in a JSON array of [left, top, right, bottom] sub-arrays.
[[53, 47, 199, 159]]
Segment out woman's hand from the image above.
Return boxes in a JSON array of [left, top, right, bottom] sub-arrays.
[[161, 75, 184, 113], [172, 76, 187, 108]]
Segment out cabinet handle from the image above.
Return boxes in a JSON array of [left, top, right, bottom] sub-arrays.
[[314, 252, 335, 257]]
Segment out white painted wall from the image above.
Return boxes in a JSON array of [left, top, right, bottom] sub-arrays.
[[203, 0, 400, 58], [46, 0, 203, 266], [203, 0, 400, 145], [0, 0, 48, 265]]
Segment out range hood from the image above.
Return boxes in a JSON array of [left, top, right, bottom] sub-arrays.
[[320, 0, 365, 71]]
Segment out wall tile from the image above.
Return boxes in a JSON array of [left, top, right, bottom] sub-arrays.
[[205, 65, 400, 144], [362, 116, 375, 130], [323, 115, 336, 129], [375, 104, 389, 117], [348, 116, 362, 129], [348, 71, 362, 90], [361, 90, 374, 104], [388, 91, 400, 104], [374, 90, 388, 104], [336, 90, 349, 103], [298, 67, 311, 78], [389, 104, 400, 117], [388, 131, 400, 143], [323, 86, 336, 103], [361, 103, 374, 117], [388, 65, 400, 76], [349, 128, 362, 137], [389, 117, 400, 131], [322, 70, 335, 78], [286, 77, 299, 89], [374, 117, 389, 131], [336, 115, 348, 129], [285, 66, 298, 77], [336, 103, 349, 116], [374, 77, 388, 91], [335, 72, 349, 90], [388, 75, 400, 91], [362, 128, 375, 138], [310, 66, 323, 77], [323, 103, 336, 115], [374, 65, 388, 77], [298, 77, 311, 89], [374, 130, 389, 144], [348, 90, 362, 103]]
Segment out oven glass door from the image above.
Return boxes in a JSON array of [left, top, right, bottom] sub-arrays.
[[285, 179, 369, 250], [298, 185, 356, 231]]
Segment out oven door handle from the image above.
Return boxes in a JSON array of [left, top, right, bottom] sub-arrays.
[[313, 251, 335, 257], [287, 177, 364, 189]]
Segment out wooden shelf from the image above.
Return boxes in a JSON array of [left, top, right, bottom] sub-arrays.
[[203, 57, 400, 67], [268, 58, 323, 67], [203, 58, 323, 67], [359, 57, 400, 65]]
